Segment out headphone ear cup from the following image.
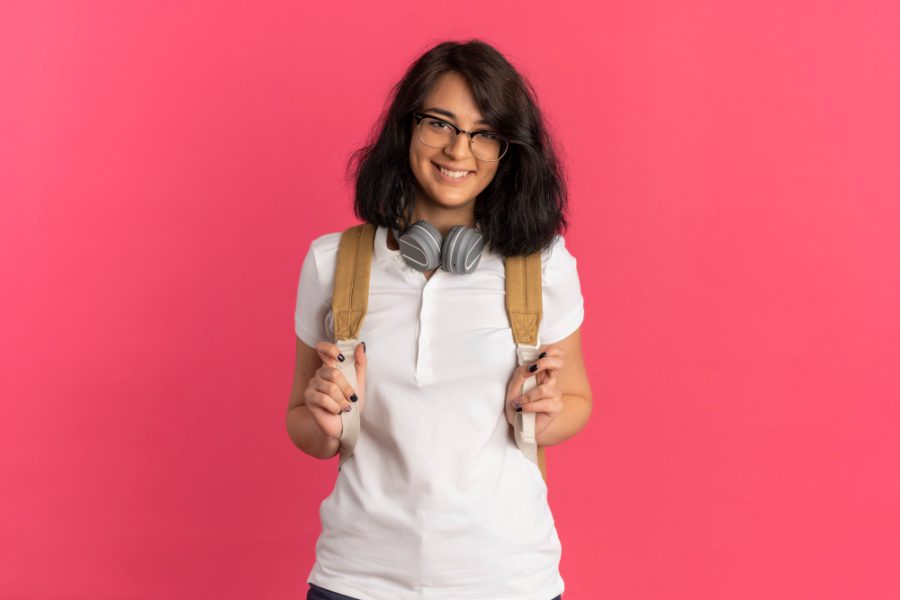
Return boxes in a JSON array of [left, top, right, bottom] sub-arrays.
[[441, 225, 485, 274], [397, 220, 443, 272]]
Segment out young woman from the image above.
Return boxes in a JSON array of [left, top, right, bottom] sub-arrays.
[[287, 39, 591, 600]]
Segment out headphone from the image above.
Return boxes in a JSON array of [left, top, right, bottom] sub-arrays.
[[391, 219, 485, 274]]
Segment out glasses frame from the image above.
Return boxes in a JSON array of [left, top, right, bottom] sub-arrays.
[[410, 111, 514, 162]]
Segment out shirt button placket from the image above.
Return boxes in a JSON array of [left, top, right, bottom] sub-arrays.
[[417, 284, 434, 381]]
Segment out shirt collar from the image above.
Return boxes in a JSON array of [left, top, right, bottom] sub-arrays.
[[373, 225, 401, 264]]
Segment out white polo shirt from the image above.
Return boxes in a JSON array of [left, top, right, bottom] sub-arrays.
[[294, 224, 584, 600]]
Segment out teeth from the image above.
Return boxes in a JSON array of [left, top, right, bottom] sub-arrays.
[[438, 165, 470, 178]]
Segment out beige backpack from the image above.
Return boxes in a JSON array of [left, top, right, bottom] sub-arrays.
[[329, 223, 549, 481]]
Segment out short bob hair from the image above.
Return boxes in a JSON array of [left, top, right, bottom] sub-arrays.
[[346, 39, 570, 258]]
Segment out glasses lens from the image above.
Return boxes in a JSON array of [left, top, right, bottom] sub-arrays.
[[471, 133, 508, 161], [418, 117, 455, 149]]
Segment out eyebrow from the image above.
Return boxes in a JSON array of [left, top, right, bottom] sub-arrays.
[[421, 107, 490, 126]]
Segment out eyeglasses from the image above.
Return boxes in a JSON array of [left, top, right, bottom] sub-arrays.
[[410, 111, 511, 162]]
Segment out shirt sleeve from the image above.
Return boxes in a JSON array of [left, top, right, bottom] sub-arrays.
[[294, 239, 331, 348], [538, 234, 585, 344]]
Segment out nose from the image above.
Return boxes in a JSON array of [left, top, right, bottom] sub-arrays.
[[444, 131, 474, 161]]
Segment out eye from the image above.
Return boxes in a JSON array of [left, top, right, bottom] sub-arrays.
[[475, 131, 499, 140], [427, 119, 449, 129]]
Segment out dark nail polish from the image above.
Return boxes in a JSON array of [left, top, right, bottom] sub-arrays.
[[515, 406, 523, 412], [362, 341, 366, 353], [538, 351, 548, 359], [529, 364, 538, 372], [350, 393, 358, 402], [338, 353, 345, 362]]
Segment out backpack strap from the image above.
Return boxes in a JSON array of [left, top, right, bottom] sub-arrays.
[[332, 223, 375, 472], [504, 252, 548, 482]]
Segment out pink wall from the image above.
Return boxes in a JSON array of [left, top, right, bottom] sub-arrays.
[[2, 1, 898, 598]]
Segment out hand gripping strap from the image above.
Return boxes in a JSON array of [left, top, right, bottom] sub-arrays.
[[515, 343, 542, 470], [504, 252, 548, 482], [333, 224, 375, 471]]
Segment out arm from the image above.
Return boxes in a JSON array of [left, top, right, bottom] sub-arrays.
[[535, 327, 593, 447], [286, 335, 341, 460]]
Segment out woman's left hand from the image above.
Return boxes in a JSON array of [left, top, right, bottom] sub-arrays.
[[504, 344, 565, 439]]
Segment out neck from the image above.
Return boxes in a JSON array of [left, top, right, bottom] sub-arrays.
[[401, 197, 477, 239]]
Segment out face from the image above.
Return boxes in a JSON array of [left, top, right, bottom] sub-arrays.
[[408, 71, 501, 216]]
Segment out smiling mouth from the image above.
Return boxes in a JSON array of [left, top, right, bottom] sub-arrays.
[[432, 162, 474, 181]]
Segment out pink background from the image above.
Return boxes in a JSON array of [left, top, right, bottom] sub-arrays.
[[2, 1, 899, 598]]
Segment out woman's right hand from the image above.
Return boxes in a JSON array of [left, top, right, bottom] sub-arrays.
[[303, 341, 367, 441]]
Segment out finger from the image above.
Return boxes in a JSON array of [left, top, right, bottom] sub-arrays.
[[511, 350, 549, 387], [524, 347, 560, 371], [315, 340, 345, 367], [307, 388, 348, 415], [541, 370, 558, 388], [354, 341, 367, 390], [532, 348, 564, 384], [538, 344, 566, 358], [516, 382, 555, 406], [313, 376, 350, 405], [516, 397, 557, 414], [519, 355, 563, 379], [317, 365, 359, 404]]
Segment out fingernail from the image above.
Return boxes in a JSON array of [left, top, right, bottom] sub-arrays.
[[343, 404, 352, 412], [529, 364, 538, 373], [350, 393, 358, 402], [338, 353, 345, 362], [362, 341, 366, 353], [538, 351, 548, 359], [515, 406, 523, 413], [512, 399, 521, 410]]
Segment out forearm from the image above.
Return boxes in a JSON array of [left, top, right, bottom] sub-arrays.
[[286, 405, 341, 460], [536, 394, 592, 447]]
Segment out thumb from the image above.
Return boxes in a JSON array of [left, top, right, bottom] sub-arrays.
[[354, 341, 367, 390]]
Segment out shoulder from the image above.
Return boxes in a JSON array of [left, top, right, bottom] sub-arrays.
[[539, 234, 577, 283], [300, 230, 343, 293], [305, 230, 344, 272], [307, 230, 343, 261]]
